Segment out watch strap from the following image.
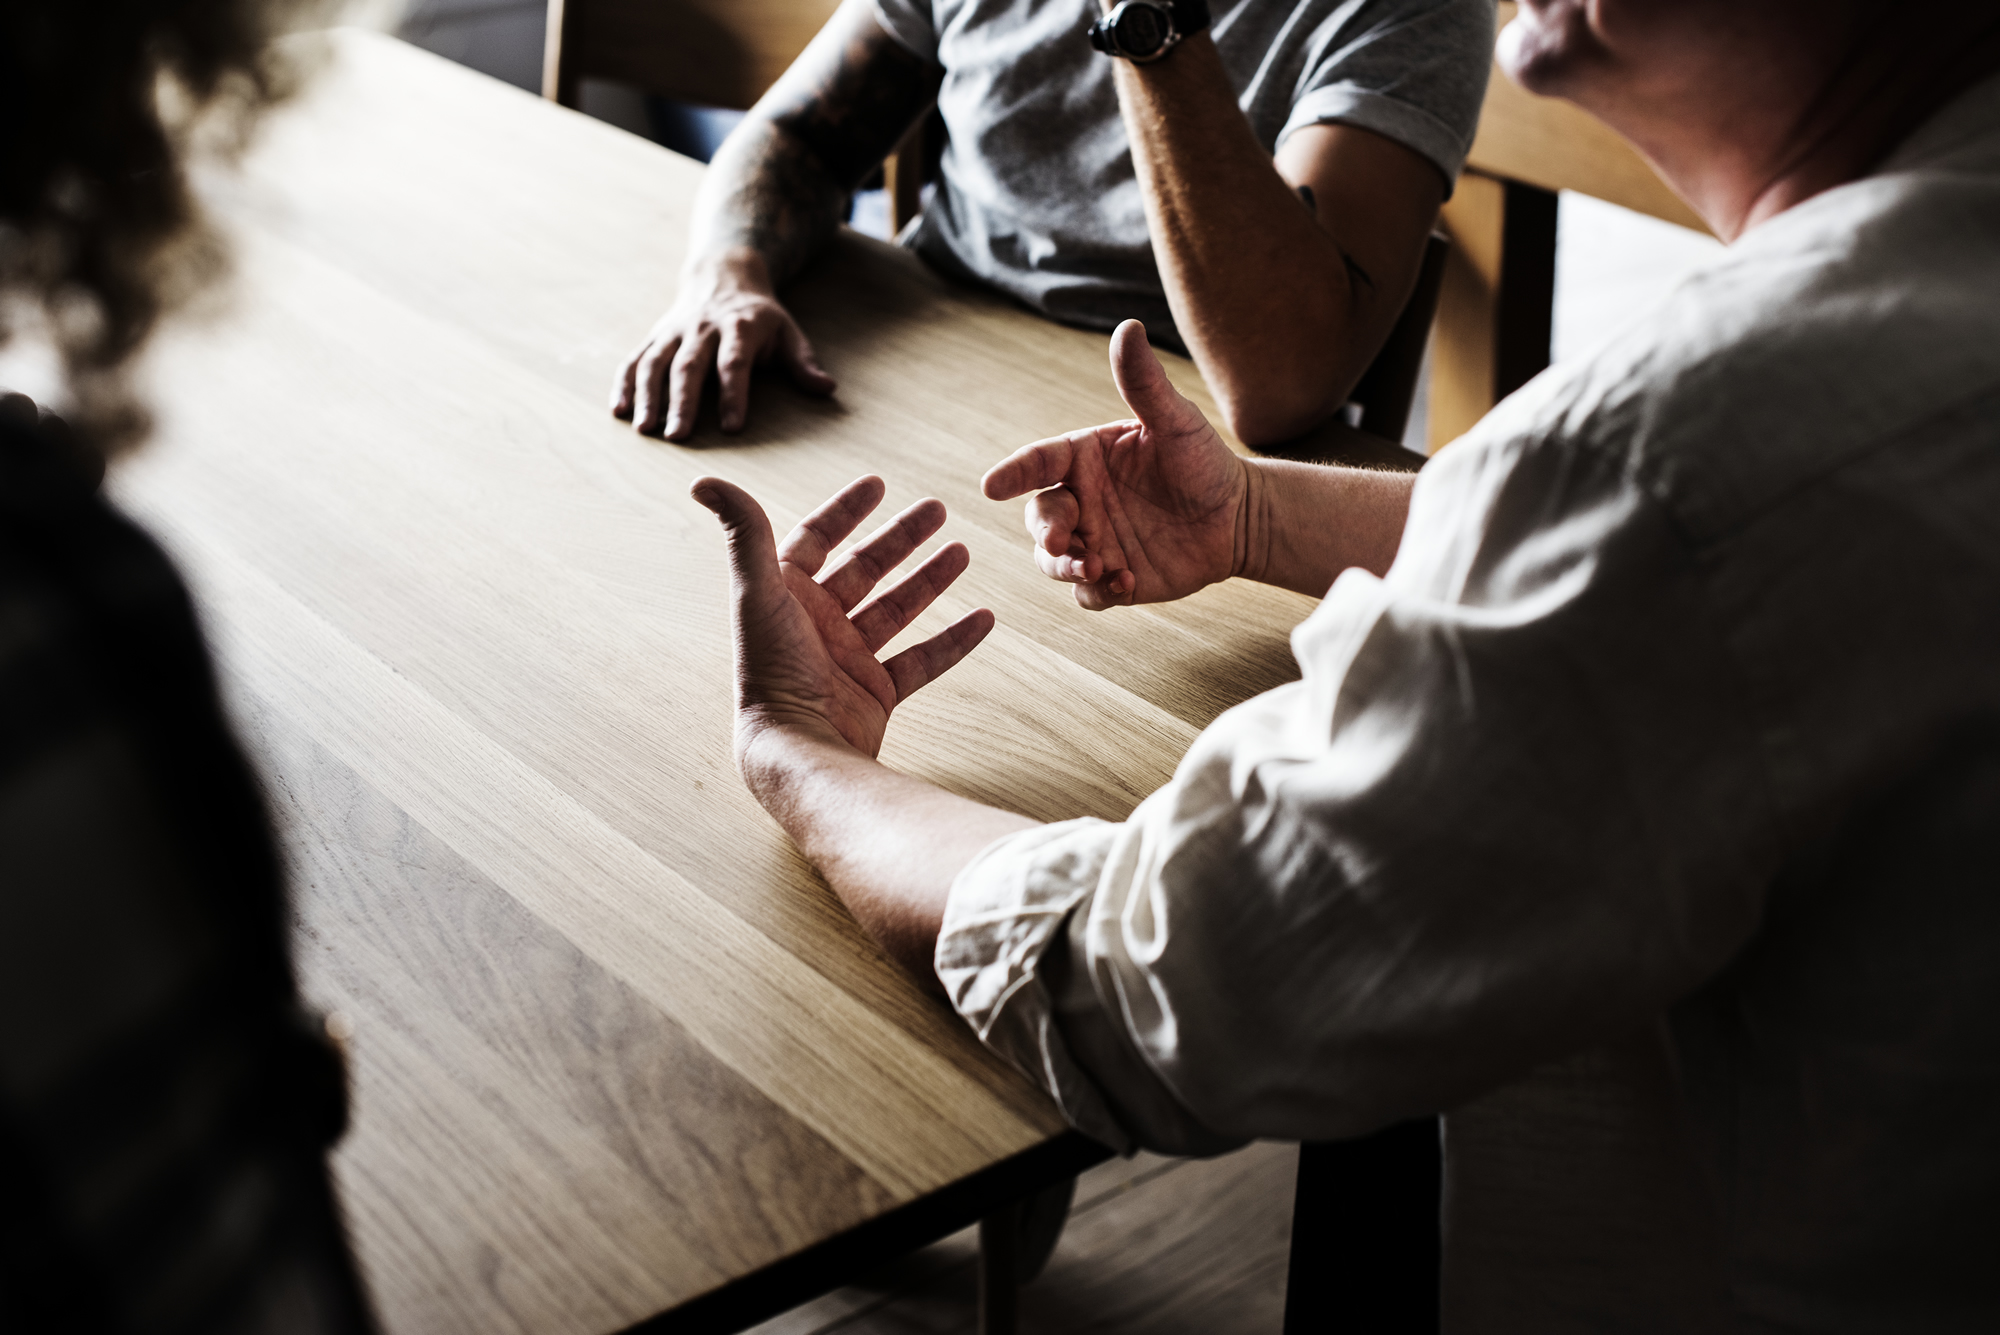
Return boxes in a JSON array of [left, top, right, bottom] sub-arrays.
[[1167, 0, 1211, 38]]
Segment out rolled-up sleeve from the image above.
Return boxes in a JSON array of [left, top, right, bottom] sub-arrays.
[[1276, 0, 1495, 184], [871, 0, 938, 62], [939, 424, 1782, 1153]]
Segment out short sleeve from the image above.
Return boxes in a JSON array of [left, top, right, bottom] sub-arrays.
[[871, 0, 939, 62], [1277, 0, 1495, 185], [940, 421, 1783, 1154]]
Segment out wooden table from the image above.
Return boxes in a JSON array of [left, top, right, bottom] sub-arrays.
[[112, 29, 1320, 1335]]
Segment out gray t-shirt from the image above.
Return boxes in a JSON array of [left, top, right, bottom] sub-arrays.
[[872, 0, 1494, 347]]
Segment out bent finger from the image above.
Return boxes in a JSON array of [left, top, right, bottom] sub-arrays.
[[715, 330, 755, 434], [1026, 487, 1080, 557], [1073, 568, 1137, 612], [633, 335, 679, 435], [883, 608, 995, 703], [820, 496, 947, 612], [1072, 575, 1136, 615], [850, 540, 970, 652], [779, 319, 838, 397], [779, 475, 887, 577], [663, 331, 716, 441], [1034, 544, 1103, 585], [612, 342, 648, 418]]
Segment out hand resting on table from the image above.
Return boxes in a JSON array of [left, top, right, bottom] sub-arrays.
[[616, 249, 837, 441]]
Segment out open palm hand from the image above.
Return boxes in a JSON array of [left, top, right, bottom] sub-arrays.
[[692, 475, 992, 760]]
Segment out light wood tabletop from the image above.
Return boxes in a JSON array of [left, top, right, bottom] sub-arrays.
[[108, 28, 1321, 1335]]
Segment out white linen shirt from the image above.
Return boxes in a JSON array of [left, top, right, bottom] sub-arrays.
[[938, 76, 2000, 1328]]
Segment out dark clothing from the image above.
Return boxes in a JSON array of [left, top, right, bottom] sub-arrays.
[[0, 410, 371, 1334]]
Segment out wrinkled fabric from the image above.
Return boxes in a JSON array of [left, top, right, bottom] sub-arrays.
[[872, 0, 1493, 347], [939, 74, 2000, 1329]]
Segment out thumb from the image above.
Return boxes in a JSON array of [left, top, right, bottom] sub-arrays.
[[779, 320, 837, 396], [1108, 319, 1199, 435], [691, 476, 784, 602]]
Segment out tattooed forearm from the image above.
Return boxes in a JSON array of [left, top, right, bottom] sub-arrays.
[[1296, 183, 1375, 310], [689, 1, 941, 285], [702, 119, 851, 283]]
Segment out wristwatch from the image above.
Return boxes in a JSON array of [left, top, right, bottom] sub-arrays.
[[1087, 0, 1212, 63]]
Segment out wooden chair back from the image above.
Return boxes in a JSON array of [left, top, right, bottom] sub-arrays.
[[542, 0, 838, 112], [543, 0, 929, 233], [1347, 231, 1451, 445], [1425, 0, 1714, 452]]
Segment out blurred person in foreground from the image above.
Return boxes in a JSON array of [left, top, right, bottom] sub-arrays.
[[612, 0, 1493, 448], [0, 3, 373, 1332], [694, 0, 2000, 1324]]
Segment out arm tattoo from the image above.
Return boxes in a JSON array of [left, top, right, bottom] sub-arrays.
[[705, 11, 942, 284], [1297, 183, 1375, 306]]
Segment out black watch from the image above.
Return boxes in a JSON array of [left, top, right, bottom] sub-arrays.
[[1087, 0, 1212, 64]]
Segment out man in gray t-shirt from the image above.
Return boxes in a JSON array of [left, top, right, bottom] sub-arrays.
[[614, 0, 1492, 447]]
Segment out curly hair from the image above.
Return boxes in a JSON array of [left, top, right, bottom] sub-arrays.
[[0, 0, 326, 456]]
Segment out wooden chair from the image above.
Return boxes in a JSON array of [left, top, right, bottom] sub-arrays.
[[1424, 0, 1714, 451], [542, 0, 929, 231], [1347, 231, 1451, 445]]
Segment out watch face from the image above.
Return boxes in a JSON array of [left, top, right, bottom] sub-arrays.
[[1112, 3, 1171, 56]]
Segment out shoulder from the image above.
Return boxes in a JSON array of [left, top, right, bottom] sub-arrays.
[[1275, 0, 1496, 57], [1463, 154, 2000, 548], [1252, 0, 1494, 173]]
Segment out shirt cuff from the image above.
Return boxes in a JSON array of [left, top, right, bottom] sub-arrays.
[[1279, 84, 1474, 187], [870, 0, 939, 63], [937, 819, 1135, 1153]]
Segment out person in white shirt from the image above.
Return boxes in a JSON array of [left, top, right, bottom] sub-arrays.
[[691, 0, 2000, 1322]]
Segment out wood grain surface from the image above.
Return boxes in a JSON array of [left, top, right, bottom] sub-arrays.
[[105, 28, 1319, 1335]]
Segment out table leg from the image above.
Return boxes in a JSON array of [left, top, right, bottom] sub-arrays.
[[977, 1200, 1022, 1335], [1283, 1118, 1442, 1334], [977, 1173, 1078, 1334]]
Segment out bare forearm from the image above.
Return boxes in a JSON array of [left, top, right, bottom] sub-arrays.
[[1238, 457, 1414, 595], [684, 0, 940, 288], [689, 121, 849, 289], [1112, 41, 1358, 442], [741, 727, 1038, 992]]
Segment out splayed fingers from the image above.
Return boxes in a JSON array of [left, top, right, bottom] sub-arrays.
[[817, 498, 949, 611], [851, 540, 970, 651], [779, 475, 891, 575], [693, 473, 991, 756], [883, 602, 992, 703]]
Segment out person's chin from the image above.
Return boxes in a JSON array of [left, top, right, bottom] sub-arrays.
[[1496, 2, 1587, 99]]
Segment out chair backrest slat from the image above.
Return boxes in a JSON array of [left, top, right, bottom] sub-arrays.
[[544, 0, 840, 111]]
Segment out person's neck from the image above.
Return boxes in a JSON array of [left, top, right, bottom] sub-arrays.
[[1645, 13, 2000, 241]]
